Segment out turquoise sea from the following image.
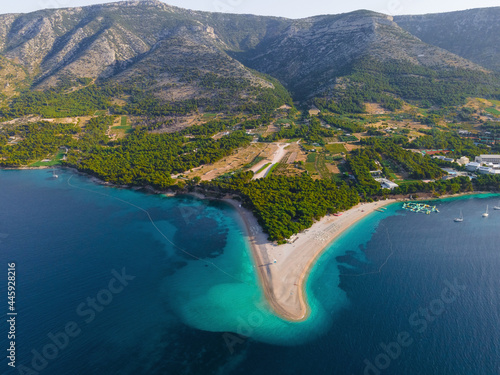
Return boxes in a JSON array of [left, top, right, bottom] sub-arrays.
[[1, 169, 499, 374]]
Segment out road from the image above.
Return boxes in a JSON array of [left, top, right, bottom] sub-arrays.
[[252, 143, 288, 179]]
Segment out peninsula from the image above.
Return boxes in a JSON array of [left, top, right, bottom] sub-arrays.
[[227, 199, 396, 321]]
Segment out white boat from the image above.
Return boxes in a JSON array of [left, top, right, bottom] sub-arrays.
[[482, 205, 489, 217], [494, 200, 500, 210], [454, 210, 464, 222], [52, 170, 58, 179]]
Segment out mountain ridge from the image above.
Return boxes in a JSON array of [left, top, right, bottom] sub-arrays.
[[395, 7, 500, 73], [0, 2, 498, 115]]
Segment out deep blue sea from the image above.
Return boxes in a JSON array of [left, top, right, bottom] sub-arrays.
[[1, 169, 499, 375]]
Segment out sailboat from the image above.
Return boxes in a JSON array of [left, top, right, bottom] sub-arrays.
[[482, 205, 489, 217], [494, 200, 500, 210], [454, 210, 464, 222], [52, 169, 58, 179]]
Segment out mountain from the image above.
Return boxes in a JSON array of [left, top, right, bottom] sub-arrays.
[[231, 10, 487, 100], [0, 1, 498, 116], [395, 7, 500, 73], [0, 1, 292, 113]]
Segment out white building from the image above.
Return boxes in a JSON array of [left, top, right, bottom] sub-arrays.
[[375, 178, 399, 190], [475, 155, 500, 164], [478, 166, 493, 174], [465, 162, 481, 171], [456, 156, 470, 166]]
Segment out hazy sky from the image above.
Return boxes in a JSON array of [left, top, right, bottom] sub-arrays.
[[1, 0, 498, 17]]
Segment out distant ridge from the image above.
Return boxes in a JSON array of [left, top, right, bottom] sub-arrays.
[[395, 7, 500, 73]]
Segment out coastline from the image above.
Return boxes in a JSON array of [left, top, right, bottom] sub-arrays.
[[3, 167, 497, 321], [224, 198, 398, 321], [0, 166, 494, 201]]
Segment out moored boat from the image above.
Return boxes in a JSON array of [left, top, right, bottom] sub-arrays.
[[482, 205, 489, 217], [494, 200, 500, 210]]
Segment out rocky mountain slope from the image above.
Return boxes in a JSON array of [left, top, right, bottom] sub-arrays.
[[233, 10, 485, 99], [395, 7, 500, 73], [0, 1, 498, 112], [0, 1, 288, 109]]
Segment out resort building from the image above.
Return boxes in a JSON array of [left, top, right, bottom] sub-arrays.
[[465, 162, 481, 171], [432, 155, 455, 163], [456, 156, 470, 165], [477, 166, 493, 174], [475, 155, 500, 164], [375, 178, 399, 190]]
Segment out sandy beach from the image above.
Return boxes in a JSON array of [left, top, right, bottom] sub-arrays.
[[226, 199, 397, 321]]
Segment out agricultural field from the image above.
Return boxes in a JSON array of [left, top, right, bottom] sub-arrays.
[[202, 113, 218, 120], [344, 143, 362, 152], [485, 107, 500, 117], [314, 154, 332, 179], [107, 114, 132, 138], [299, 152, 337, 180], [338, 135, 358, 142], [306, 153, 317, 163], [303, 161, 318, 177], [323, 137, 338, 143], [113, 125, 133, 132], [324, 143, 346, 154], [111, 123, 133, 138]]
